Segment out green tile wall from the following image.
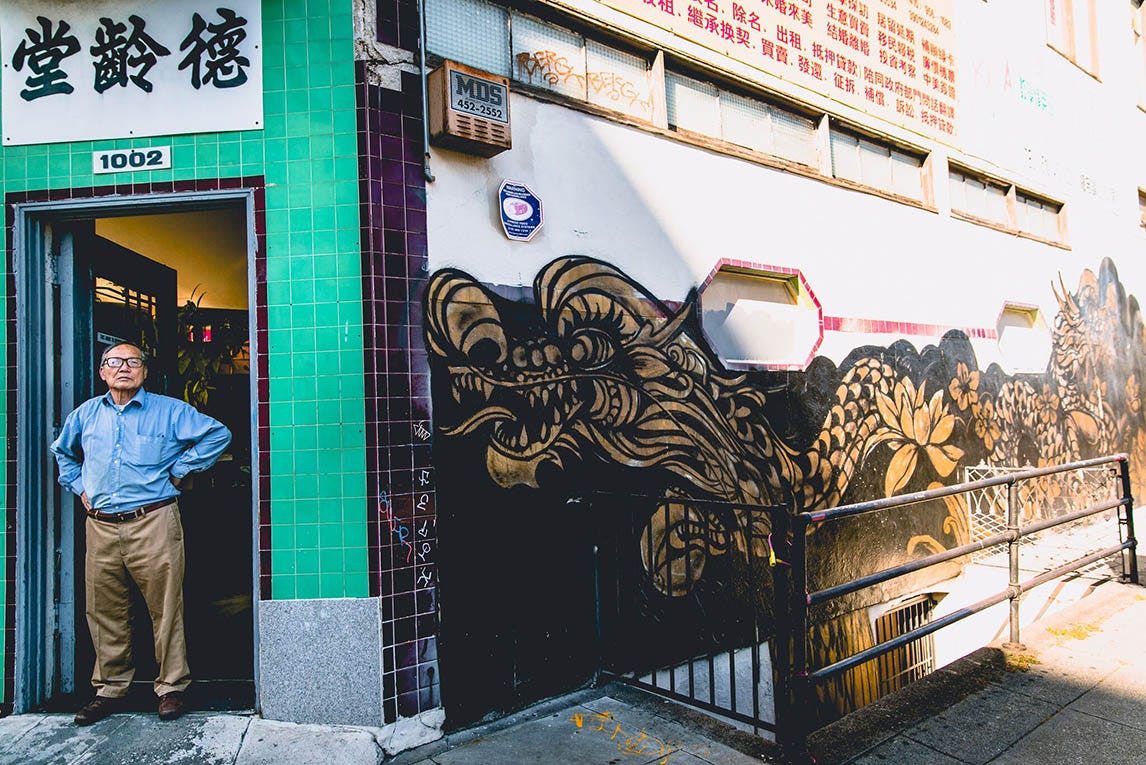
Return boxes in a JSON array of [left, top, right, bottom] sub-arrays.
[[0, 0, 367, 699]]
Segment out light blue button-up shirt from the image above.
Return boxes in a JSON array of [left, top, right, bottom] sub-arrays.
[[50, 388, 232, 513]]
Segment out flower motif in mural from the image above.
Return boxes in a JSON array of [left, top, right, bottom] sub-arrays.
[[948, 362, 980, 412], [971, 396, 1003, 453], [1035, 383, 1060, 427], [1126, 374, 1141, 416], [1087, 378, 1108, 411], [868, 378, 964, 497]]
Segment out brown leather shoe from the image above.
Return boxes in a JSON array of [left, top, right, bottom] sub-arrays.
[[74, 696, 123, 726], [157, 691, 188, 721]]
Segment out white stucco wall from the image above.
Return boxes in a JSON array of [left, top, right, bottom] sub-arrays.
[[425, 0, 1146, 369]]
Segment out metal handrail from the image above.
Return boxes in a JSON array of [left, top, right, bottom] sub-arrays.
[[780, 453, 1139, 758]]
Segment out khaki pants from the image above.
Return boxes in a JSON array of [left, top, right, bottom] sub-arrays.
[[85, 503, 191, 698]]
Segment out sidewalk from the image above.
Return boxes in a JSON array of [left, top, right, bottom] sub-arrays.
[[3, 577, 1144, 765], [0, 712, 391, 765], [808, 576, 1146, 764], [0, 681, 781, 764]]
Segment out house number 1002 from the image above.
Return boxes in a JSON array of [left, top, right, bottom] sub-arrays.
[[92, 146, 172, 174]]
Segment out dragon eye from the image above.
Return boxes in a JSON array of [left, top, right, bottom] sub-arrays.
[[467, 337, 503, 366], [458, 318, 507, 366], [569, 329, 614, 369]]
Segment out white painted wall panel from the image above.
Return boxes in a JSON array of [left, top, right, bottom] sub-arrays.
[[426, 0, 1146, 367]]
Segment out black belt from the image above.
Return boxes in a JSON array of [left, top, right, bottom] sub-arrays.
[[86, 499, 174, 523]]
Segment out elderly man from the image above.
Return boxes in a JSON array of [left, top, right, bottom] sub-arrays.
[[51, 342, 231, 725]]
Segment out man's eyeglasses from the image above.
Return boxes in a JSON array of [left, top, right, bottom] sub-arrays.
[[103, 357, 145, 369]]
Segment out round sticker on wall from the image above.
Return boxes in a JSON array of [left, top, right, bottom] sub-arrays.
[[498, 181, 544, 241], [502, 196, 535, 222]]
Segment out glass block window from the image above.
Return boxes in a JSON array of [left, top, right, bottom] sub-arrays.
[[771, 108, 819, 167], [1016, 191, 1062, 242], [426, 0, 509, 77], [511, 14, 586, 100], [1071, 0, 1097, 73], [721, 91, 774, 154], [1136, 2, 1146, 107], [830, 129, 924, 201], [1046, 0, 1099, 76], [668, 72, 817, 166], [666, 72, 721, 136], [949, 168, 1008, 226], [586, 41, 654, 120]]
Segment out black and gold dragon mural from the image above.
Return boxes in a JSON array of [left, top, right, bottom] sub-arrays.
[[425, 255, 1146, 723]]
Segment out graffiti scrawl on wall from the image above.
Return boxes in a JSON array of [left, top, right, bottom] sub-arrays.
[[424, 254, 1146, 720]]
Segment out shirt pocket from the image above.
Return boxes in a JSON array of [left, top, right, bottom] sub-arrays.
[[130, 433, 168, 466]]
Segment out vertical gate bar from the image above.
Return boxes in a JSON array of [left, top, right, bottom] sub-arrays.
[[684, 500, 694, 701], [723, 505, 741, 716], [748, 505, 760, 730], [707, 652, 717, 706], [1119, 458, 1139, 585], [1007, 479, 1022, 647], [707, 499, 717, 713], [663, 501, 669, 692], [728, 634, 737, 715], [687, 637, 696, 704], [742, 503, 751, 728], [648, 501, 658, 689], [589, 496, 603, 686], [770, 504, 792, 739], [752, 623, 761, 733], [670, 501, 686, 697], [789, 513, 811, 760]]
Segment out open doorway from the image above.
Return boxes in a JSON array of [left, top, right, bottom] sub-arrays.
[[15, 194, 256, 713]]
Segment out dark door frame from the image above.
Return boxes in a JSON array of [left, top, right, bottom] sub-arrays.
[[13, 190, 259, 713]]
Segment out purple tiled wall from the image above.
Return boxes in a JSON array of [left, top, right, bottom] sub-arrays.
[[357, 62, 439, 723]]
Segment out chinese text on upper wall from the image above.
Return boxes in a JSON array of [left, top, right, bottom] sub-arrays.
[[594, 0, 957, 141], [1, 0, 263, 146]]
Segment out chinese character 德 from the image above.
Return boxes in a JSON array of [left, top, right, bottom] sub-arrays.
[[91, 15, 171, 93], [179, 8, 250, 89], [12, 17, 80, 101]]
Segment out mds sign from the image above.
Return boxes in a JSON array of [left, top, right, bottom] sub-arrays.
[[449, 69, 508, 124]]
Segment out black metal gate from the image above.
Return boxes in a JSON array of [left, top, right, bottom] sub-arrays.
[[586, 493, 786, 735]]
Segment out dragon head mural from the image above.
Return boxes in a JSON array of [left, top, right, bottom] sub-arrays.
[[425, 256, 794, 506]]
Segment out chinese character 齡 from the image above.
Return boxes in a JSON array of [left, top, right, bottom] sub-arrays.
[[179, 8, 250, 89], [12, 16, 81, 101], [91, 15, 171, 93]]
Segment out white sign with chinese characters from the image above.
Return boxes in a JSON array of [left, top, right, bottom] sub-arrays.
[[1, 0, 262, 146]]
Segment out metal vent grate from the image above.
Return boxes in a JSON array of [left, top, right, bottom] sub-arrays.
[[875, 595, 936, 697], [453, 113, 510, 144]]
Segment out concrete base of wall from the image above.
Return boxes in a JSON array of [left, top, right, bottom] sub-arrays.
[[258, 597, 384, 727]]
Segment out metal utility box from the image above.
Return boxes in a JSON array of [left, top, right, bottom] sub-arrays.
[[428, 61, 512, 157]]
